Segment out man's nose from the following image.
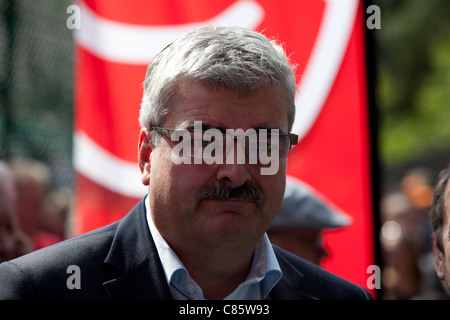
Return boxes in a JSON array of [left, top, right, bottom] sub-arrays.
[[215, 162, 252, 188], [216, 140, 252, 187]]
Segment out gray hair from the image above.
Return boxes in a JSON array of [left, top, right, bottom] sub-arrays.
[[139, 25, 297, 139]]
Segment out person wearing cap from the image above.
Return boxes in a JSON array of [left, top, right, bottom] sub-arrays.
[[268, 176, 351, 266]]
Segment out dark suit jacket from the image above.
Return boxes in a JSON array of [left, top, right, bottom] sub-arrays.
[[0, 198, 372, 300]]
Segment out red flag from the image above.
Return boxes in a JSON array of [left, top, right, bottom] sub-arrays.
[[73, 0, 375, 291]]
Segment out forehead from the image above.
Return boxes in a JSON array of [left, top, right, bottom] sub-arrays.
[[164, 80, 289, 131]]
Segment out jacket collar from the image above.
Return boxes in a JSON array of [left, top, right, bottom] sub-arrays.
[[269, 246, 318, 300], [101, 197, 315, 300], [102, 198, 172, 300]]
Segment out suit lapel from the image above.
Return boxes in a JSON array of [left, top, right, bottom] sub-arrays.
[[100, 198, 321, 300], [269, 246, 319, 300], [102, 198, 172, 300], [103, 250, 172, 299]]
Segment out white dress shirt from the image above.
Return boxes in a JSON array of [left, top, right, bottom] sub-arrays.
[[145, 195, 282, 300]]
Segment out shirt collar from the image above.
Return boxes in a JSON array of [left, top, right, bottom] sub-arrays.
[[145, 195, 282, 299]]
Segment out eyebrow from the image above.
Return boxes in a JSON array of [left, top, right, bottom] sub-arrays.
[[185, 123, 222, 131], [183, 123, 287, 134]]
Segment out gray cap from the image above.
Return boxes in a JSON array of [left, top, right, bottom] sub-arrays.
[[270, 177, 352, 230]]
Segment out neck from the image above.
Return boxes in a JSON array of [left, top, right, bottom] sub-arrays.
[[172, 241, 256, 299]]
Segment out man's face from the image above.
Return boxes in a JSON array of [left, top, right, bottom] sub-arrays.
[[434, 179, 450, 292], [139, 79, 289, 254]]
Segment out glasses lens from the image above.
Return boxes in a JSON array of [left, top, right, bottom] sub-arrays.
[[172, 128, 292, 161], [278, 135, 291, 158], [190, 129, 225, 159], [258, 133, 287, 158]]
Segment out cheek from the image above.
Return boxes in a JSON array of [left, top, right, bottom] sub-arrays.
[[149, 148, 176, 203], [259, 175, 285, 217], [150, 156, 206, 206]]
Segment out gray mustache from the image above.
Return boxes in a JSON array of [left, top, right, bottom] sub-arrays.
[[200, 182, 263, 202]]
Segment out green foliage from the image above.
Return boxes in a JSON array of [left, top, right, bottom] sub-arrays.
[[376, 0, 450, 166]]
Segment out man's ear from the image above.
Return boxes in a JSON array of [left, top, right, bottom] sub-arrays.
[[433, 234, 445, 281], [138, 128, 153, 186]]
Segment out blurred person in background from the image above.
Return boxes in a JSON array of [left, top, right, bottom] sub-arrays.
[[10, 159, 64, 250], [268, 176, 351, 266], [381, 168, 448, 299], [432, 163, 450, 297], [0, 161, 32, 262], [44, 186, 73, 239]]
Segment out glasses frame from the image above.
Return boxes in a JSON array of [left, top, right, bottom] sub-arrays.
[[152, 126, 298, 156]]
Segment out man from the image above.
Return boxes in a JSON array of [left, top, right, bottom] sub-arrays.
[[268, 176, 351, 266], [432, 163, 450, 293], [0, 26, 371, 300]]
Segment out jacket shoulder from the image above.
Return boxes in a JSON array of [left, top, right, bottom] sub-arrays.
[[273, 246, 373, 300], [0, 222, 119, 300]]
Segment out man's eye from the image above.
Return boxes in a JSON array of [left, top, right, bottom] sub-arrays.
[[258, 136, 270, 147], [191, 139, 213, 148], [202, 140, 213, 147], [257, 142, 269, 151]]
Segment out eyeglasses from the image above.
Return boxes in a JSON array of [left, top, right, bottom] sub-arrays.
[[152, 126, 298, 162]]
